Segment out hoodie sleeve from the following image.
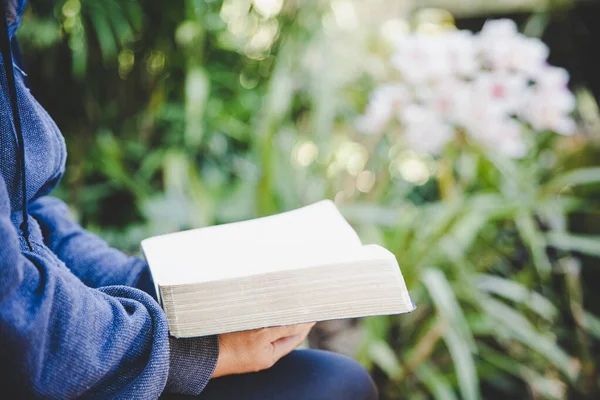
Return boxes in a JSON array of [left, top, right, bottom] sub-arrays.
[[1, 179, 218, 398], [29, 196, 156, 295], [0, 177, 169, 398]]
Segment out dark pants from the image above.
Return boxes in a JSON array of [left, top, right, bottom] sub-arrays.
[[163, 349, 378, 400]]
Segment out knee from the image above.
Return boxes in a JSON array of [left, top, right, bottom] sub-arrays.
[[306, 351, 378, 400], [334, 355, 378, 400]]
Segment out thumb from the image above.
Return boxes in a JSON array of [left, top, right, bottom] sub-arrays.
[[271, 333, 306, 361]]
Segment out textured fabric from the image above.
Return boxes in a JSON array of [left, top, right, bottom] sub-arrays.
[[162, 349, 379, 400], [29, 196, 156, 295], [2, 0, 19, 35], [166, 336, 220, 395], [0, 178, 170, 398], [0, 1, 218, 398]]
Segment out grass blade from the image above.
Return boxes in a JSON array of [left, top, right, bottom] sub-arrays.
[[515, 211, 552, 277], [443, 326, 480, 400], [367, 340, 403, 379], [578, 311, 600, 341], [546, 232, 600, 258], [476, 274, 557, 321], [417, 363, 459, 400], [482, 297, 578, 382], [544, 167, 600, 193], [422, 268, 476, 350]]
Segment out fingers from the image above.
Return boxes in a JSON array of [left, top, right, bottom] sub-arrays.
[[265, 322, 316, 341], [215, 323, 317, 376], [269, 322, 316, 360], [271, 332, 308, 360]]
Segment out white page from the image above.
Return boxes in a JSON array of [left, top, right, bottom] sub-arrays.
[[143, 200, 364, 286], [160, 244, 394, 286]]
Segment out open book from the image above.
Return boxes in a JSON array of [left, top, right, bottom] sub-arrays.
[[142, 200, 414, 338]]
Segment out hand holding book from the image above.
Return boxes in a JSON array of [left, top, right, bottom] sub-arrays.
[[212, 323, 316, 378]]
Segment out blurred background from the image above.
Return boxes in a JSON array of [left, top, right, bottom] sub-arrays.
[[17, 0, 600, 399]]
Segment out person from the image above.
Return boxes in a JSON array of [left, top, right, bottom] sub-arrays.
[[0, 1, 378, 399]]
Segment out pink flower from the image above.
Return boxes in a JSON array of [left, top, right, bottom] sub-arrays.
[[471, 71, 528, 115]]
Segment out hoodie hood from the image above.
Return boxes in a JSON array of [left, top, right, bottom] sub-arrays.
[[4, 0, 27, 37]]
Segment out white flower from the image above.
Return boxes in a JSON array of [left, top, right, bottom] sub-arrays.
[[536, 66, 570, 90], [400, 104, 454, 154], [358, 84, 409, 134], [361, 19, 578, 154], [454, 87, 502, 133], [523, 87, 576, 135], [391, 34, 450, 84], [478, 20, 519, 71], [417, 78, 468, 121], [521, 65, 575, 135], [480, 19, 519, 39], [479, 19, 549, 76], [444, 30, 479, 77], [470, 118, 528, 158], [510, 37, 550, 76]]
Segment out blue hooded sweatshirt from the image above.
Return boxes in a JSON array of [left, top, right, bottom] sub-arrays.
[[0, 1, 218, 398]]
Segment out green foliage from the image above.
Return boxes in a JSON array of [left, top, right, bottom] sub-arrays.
[[19, 0, 600, 399]]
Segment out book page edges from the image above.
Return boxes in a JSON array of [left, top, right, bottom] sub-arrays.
[[160, 249, 415, 337], [168, 305, 416, 338]]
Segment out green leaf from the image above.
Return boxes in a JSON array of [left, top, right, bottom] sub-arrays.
[[411, 203, 465, 266], [363, 316, 392, 342], [476, 274, 557, 321], [479, 344, 566, 400], [544, 167, 600, 193], [367, 340, 403, 378], [415, 202, 464, 244], [87, 4, 119, 63], [481, 297, 578, 382], [546, 232, 600, 258], [70, 21, 88, 79], [442, 211, 488, 257], [121, 0, 144, 31], [443, 326, 480, 400], [103, 0, 135, 44], [478, 342, 524, 376], [440, 194, 521, 265], [185, 67, 210, 147], [579, 311, 600, 340], [417, 363, 459, 400], [422, 268, 476, 351], [515, 211, 552, 276]]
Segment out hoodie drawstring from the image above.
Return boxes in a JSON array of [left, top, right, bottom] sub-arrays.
[[1, 7, 33, 251]]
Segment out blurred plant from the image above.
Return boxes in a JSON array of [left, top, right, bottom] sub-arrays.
[[347, 11, 600, 400], [359, 19, 575, 158]]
